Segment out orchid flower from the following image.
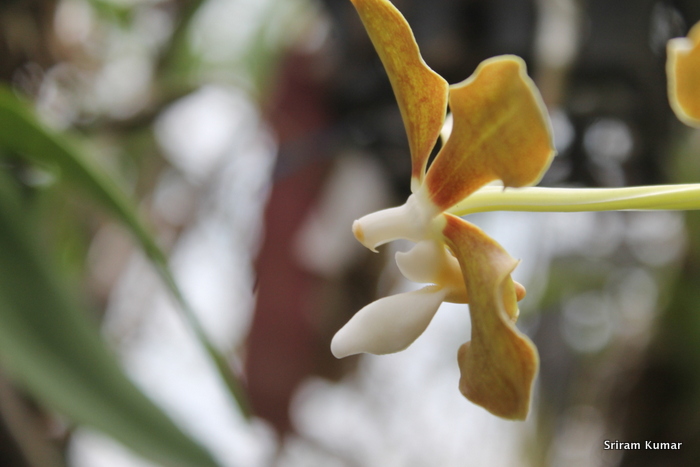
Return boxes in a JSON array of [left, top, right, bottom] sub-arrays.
[[668, 20, 700, 127], [331, 0, 700, 420]]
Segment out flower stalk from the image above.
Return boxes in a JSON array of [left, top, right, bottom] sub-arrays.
[[449, 184, 700, 216]]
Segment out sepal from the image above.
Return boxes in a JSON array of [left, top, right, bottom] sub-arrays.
[[349, 0, 449, 186], [442, 214, 538, 420]]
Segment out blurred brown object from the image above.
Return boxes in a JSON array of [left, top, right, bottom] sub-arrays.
[[0, 0, 57, 87], [245, 48, 334, 433]]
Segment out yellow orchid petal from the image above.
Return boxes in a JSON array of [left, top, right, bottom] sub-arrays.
[[667, 21, 700, 127], [350, 0, 449, 189], [425, 56, 555, 211], [442, 213, 538, 420]]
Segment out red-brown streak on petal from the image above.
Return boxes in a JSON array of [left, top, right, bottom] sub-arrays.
[[442, 213, 539, 420], [425, 56, 555, 211], [350, 0, 448, 185], [668, 21, 700, 127]]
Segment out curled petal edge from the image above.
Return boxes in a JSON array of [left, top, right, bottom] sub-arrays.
[[442, 214, 538, 420]]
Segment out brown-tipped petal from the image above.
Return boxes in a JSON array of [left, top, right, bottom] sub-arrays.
[[442, 214, 539, 420], [668, 21, 700, 127], [350, 0, 448, 188], [425, 56, 555, 211]]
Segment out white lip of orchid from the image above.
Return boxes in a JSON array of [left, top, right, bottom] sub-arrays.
[[395, 240, 450, 284], [352, 188, 440, 251], [330, 284, 449, 358], [395, 239, 468, 303], [335, 191, 471, 359]]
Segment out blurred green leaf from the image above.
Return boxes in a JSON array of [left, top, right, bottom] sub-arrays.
[[0, 87, 249, 417], [86, 0, 133, 27], [0, 85, 249, 431], [0, 171, 219, 467], [0, 87, 166, 264]]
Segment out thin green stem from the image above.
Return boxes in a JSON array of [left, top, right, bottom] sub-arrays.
[[448, 184, 700, 216], [153, 262, 252, 419]]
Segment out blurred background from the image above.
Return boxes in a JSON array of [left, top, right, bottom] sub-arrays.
[[1, 0, 700, 466]]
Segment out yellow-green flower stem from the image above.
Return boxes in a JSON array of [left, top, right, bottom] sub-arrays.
[[449, 184, 700, 216]]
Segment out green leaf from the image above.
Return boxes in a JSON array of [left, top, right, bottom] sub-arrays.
[[0, 172, 219, 467], [0, 86, 250, 418]]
